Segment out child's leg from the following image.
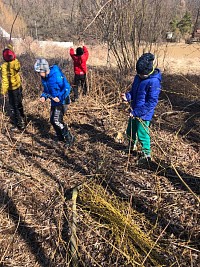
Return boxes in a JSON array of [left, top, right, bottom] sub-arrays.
[[73, 74, 80, 101], [80, 74, 87, 95], [8, 91, 17, 125], [50, 106, 65, 140], [8, 88, 25, 129], [50, 105, 74, 146], [126, 117, 137, 149], [18, 87, 25, 119], [136, 119, 151, 156]]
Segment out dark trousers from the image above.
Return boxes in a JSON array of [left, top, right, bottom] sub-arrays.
[[73, 74, 87, 99], [50, 105, 69, 141], [8, 87, 25, 129]]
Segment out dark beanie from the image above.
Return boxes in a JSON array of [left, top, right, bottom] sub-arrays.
[[136, 53, 154, 75], [76, 47, 83, 56]]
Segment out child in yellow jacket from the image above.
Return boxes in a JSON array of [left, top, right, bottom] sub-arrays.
[[0, 45, 25, 130]]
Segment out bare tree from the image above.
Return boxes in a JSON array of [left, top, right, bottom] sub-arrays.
[[76, 0, 176, 71], [2, 0, 76, 40], [0, 0, 27, 38]]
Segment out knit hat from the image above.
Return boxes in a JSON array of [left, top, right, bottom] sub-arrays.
[[76, 47, 83, 56], [3, 48, 16, 62], [34, 58, 50, 73], [136, 53, 155, 75]]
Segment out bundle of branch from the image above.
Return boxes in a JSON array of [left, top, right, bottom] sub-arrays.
[[79, 182, 168, 266]]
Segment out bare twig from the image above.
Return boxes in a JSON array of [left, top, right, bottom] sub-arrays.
[[82, 0, 113, 34], [171, 242, 200, 253], [10, 8, 21, 41], [142, 221, 170, 265]]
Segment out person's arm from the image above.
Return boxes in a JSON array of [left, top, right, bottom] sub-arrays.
[[1, 64, 9, 95], [131, 79, 161, 117], [125, 91, 132, 102], [63, 76, 71, 97], [124, 77, 138, 102], [70, 47, 76, 60], [40, 79, 49, 100]]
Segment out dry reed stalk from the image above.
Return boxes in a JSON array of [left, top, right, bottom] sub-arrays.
[[70, 188, 78, 267], [78, 218, 141, 266], [79, 183, 166, 266]]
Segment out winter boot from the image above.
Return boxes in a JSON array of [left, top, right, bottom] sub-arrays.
[[17, 118, 26, 131], [10, 124, 19, 133], [137, 153, 151, 167], [64, 130, 75, 148]]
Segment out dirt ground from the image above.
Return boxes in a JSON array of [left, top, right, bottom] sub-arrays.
[[0, 42, 199, 267]]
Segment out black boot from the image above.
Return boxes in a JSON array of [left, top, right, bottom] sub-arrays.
[[17, 118, 26, 131], [65, 131, 75, 147], [72, 86, 79, 102], [62, 128, 75, 147]]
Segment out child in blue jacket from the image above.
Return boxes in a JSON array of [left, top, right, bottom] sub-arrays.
[[34, 58, 74, 147], [121, 53, 161, 163]]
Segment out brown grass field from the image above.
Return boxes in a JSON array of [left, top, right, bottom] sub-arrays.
[[13, 39, 200, 74], [88, 42, 200, 75]]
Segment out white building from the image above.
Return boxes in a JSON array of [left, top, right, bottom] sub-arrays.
[[0, 27, 10, 38], [0, 26, 73, 48]]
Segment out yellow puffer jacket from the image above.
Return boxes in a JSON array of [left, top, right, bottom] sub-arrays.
[[0, 59, 21, 95]]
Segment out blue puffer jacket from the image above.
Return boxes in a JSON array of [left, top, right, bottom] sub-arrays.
[[41, 65, 71, 107], [125, 68, 161, 121]]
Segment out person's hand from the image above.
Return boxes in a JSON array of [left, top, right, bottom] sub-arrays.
[[52, 97, 60, 102], [129, 112, 134, 118], [39, 97, 46, 103], [78, 39, 84, 47], [121, 93, 127, 101]]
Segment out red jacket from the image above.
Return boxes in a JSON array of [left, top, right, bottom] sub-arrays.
[[70, 46, 89, 75]]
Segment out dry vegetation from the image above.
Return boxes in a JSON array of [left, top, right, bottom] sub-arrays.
[[0, 0, 27, 38], [0, 40, 199, 267], [0, 0, 200, 266]]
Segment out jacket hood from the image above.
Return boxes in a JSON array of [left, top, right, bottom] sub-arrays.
[[48, 65, 60, 76], [148, 68, 162, 81]]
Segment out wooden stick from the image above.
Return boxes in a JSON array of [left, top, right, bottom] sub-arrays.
[[70, 187, 78, 267]]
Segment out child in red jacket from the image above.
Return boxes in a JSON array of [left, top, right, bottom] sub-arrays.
[[70, 43, 89, 102]]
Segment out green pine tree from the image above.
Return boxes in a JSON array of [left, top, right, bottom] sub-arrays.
[[177, 11, 192, 36]]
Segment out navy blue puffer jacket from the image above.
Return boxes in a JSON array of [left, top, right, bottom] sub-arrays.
[[41, 65, 71, 107], [125, 69, 161, 121]]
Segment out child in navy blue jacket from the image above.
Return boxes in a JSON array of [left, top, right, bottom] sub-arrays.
[[34, 58, 74, 147], [121, 53, 161, 163]]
